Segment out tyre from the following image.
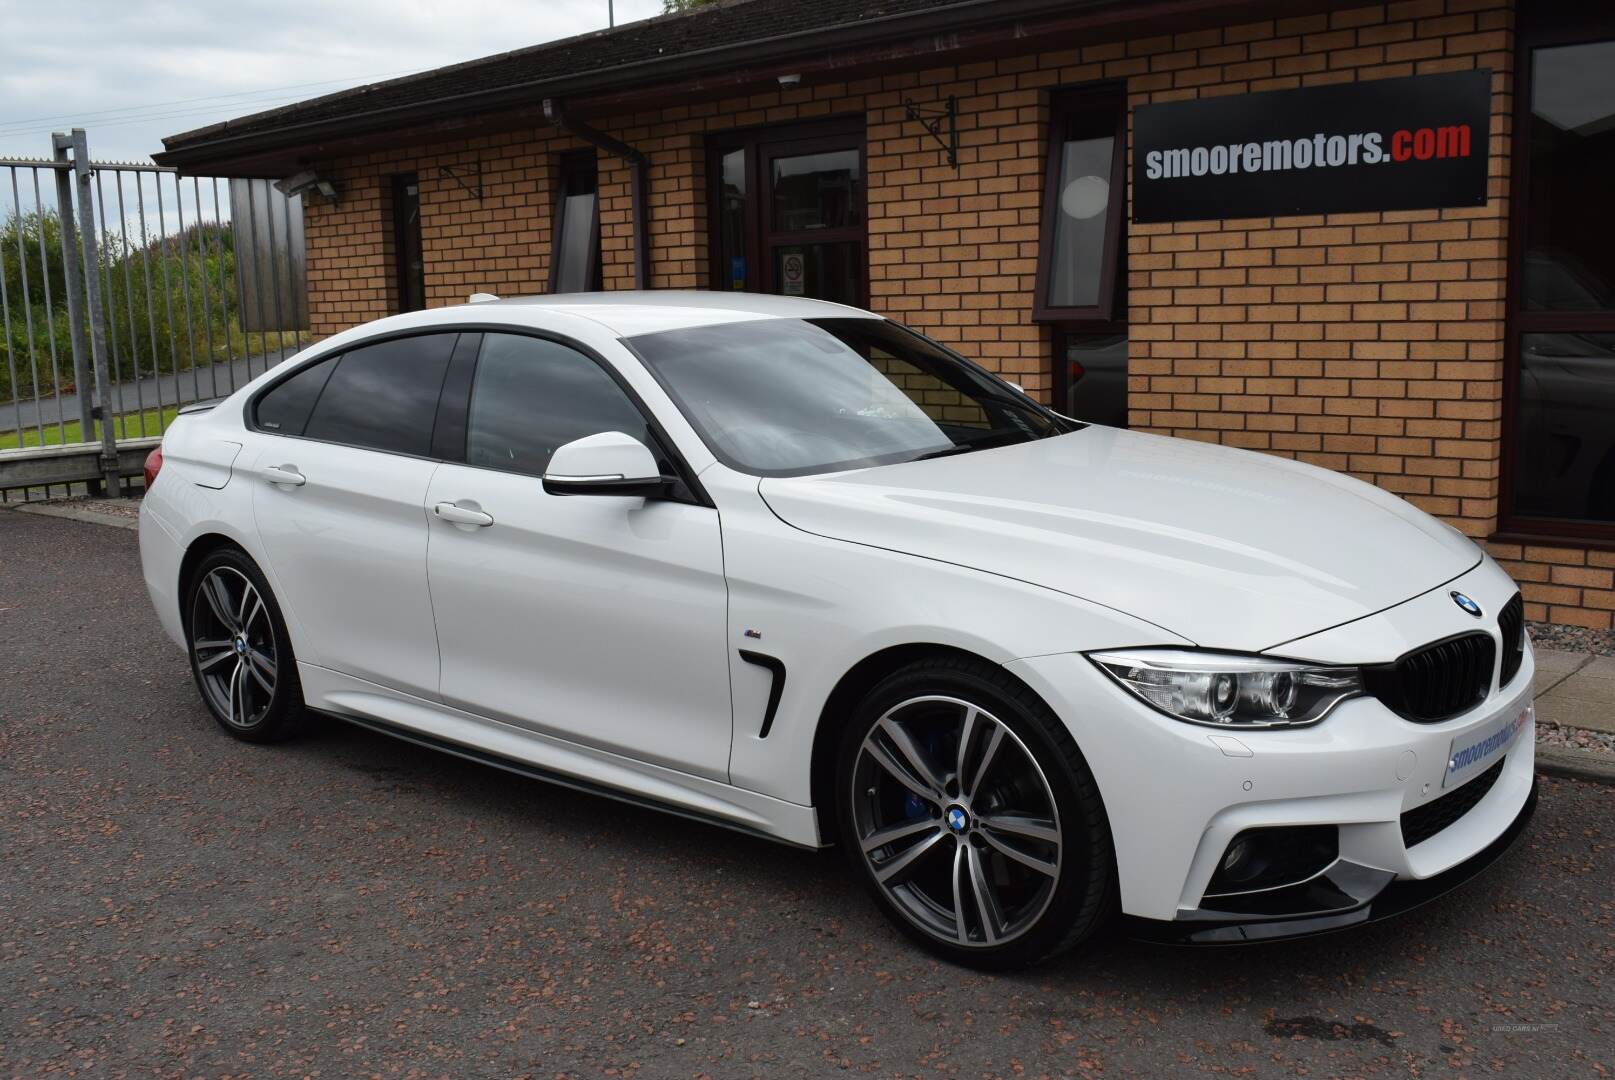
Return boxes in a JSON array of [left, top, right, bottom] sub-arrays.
[[184, 546, 305, 743], [835, 656, 1115, 969]]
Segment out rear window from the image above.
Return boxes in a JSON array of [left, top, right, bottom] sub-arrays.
[[302, 334, 457, 456]]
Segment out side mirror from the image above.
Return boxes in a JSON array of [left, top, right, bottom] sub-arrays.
[[542, 431, 672, 498]]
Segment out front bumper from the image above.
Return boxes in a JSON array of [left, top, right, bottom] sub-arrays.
[[1124, 775, 1537, 944], [1005, 559, 1538, 929]]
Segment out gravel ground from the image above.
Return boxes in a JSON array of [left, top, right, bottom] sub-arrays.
[[1538, 722, 1615, 755], [2, 510, 1613, 1078], [1531, 622, 1615, 658]]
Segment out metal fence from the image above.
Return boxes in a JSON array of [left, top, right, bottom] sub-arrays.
[[0, 129, 307, 500]]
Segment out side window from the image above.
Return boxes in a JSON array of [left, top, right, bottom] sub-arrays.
[[255, 356, 337, 436], [466, 333, 655, 478], [304, 333, 457, 456]]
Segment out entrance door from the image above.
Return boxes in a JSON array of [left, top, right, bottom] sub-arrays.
[[710, 119, 865, 306]]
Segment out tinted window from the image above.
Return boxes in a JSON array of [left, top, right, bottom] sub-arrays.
[[1523, 40, 1615, 311], [255, 356, 336, 436], [304, 334, 456, 455], [465, 334, 654, 477], [1514, 331, 1615, 523]]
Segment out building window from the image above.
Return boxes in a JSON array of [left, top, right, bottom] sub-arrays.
[[1037, 86, 1128, 424], [707, 117, 866, 306], [551, 151, 601, 293], [390, 174, 425, 313], [1504, 9, 1615, 540]]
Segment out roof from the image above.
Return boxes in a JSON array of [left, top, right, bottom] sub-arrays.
[[155, 0, 1124, 171], [313, 291, 880, 345]]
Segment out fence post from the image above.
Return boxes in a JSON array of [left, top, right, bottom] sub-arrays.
[[50, 133, 96, 443], [66, 129, 120, 495]]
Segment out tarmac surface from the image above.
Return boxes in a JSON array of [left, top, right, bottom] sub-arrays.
[[2, 508, 1611, 1078]]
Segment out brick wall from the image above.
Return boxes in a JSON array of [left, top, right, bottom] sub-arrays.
[[295, 0, 1610, 629]]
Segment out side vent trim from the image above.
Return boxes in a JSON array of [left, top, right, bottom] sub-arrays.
[[738, 650, 787, 739]]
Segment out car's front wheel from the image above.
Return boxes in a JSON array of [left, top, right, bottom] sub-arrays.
[[836, 656, 1115, 968], [184, 547, 304, 743]]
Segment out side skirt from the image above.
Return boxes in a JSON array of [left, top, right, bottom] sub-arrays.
[[322, 710, 822, 851], [295, 663, 825, 849]]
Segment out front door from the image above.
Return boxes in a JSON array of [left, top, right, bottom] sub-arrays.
[[711, 118, 866, 306], [423, 331, 733, 781]]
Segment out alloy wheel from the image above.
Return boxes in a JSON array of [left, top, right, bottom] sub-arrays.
[[190, 566, 278, 729], [851, 695, 1064, 948]]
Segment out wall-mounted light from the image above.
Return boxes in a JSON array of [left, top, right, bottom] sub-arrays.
[[274, 170, 338, 202], [777, 73, 802, 87]]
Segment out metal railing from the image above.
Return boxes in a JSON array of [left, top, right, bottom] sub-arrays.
[[0, 128, 307, 500]]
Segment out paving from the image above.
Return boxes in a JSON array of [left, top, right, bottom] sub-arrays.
[[1, 509, 1612, 1078]]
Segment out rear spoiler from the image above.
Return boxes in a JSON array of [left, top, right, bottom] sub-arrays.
[[176, 398, 223, 416]]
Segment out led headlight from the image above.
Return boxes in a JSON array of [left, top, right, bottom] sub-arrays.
[[1088, 649, 1363, 728]]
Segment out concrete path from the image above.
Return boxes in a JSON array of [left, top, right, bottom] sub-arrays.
[[1535, 648, 1615, 734], [0, 350, 293, 434]]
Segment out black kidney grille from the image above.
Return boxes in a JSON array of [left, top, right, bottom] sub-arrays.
[[1497, 592, 1525, 688], [1368, 632, 1496, 722], [1401, 757, 1505, 849]]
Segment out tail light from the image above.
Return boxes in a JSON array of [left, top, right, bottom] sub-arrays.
[[143, 445, 164, 490]]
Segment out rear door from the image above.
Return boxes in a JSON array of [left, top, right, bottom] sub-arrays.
[[249, 331, 465, 700], [423, 331, 733, 780]]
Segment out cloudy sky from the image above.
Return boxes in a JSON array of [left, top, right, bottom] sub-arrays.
[[0, 0, 667, 164]]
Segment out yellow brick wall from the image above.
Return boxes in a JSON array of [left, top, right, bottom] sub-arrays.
[[296, 0, 1611, 629]]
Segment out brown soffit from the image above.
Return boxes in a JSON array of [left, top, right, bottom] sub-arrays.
[[154, 0, 1337, 177]]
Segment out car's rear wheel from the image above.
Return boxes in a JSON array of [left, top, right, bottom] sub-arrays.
[[836, 656, 1114, 969], [185, 547, 304, 743]]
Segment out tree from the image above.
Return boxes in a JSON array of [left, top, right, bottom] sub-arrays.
[[663, 0, 721, 13]]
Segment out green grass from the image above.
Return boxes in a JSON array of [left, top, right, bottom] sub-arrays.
[[0, 406, 178, 450]]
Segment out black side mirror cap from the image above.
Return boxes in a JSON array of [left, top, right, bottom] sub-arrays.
[[541, 475, 676, 498]]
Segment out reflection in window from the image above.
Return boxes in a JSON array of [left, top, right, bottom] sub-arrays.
[[1523, 40, 1615, 311], [304, 334, 456, 457], [771, 150, 861, 231], [1515, 332, 1615, 523], [552, 152, 600, 294], [1063, 333, 1129, 427], [717, 149, 748, 290], [466, 334, 653, 478]]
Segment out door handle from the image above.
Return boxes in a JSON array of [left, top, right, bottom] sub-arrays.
[[433, 501, 494, 527], [261, 465, 305, 487]]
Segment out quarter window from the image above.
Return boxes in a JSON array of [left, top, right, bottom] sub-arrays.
[[465, 334, 654, 478], [303, 334, 456, 456], [255, 356, 336, 436]]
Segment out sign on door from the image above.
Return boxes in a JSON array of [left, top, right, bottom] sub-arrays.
[[781, 250, 805, 296]]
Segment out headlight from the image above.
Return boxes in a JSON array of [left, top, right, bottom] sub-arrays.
[[1088, 649, 1363, 728]]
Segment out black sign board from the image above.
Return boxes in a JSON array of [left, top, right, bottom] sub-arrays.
[[1132, 70, 1491, 224]]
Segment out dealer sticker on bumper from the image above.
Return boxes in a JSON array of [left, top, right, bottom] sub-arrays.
[[1445, 702, 1533, 789]]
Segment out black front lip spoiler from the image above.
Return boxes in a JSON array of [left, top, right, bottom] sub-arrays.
[[1123, 778, 1539, 946]]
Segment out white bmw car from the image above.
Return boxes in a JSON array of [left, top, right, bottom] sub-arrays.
[[139, 292, 1536, 967]]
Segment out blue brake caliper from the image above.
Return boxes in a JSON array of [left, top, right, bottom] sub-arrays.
[[903, 731, 946, 819]]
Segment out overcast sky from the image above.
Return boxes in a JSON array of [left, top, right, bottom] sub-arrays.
[[0, 0, 667, 164]]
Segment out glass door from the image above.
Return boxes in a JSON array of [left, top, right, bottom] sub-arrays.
[[709, 119, 866, 306]]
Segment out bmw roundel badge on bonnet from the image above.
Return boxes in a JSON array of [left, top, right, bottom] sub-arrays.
[[1450, 591, 1483, 618]]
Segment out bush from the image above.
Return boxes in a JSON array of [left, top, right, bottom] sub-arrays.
[[0, 211, 294, 405]]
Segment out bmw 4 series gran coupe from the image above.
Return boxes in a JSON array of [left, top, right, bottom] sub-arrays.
[[140, 292, 1536, 968]]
